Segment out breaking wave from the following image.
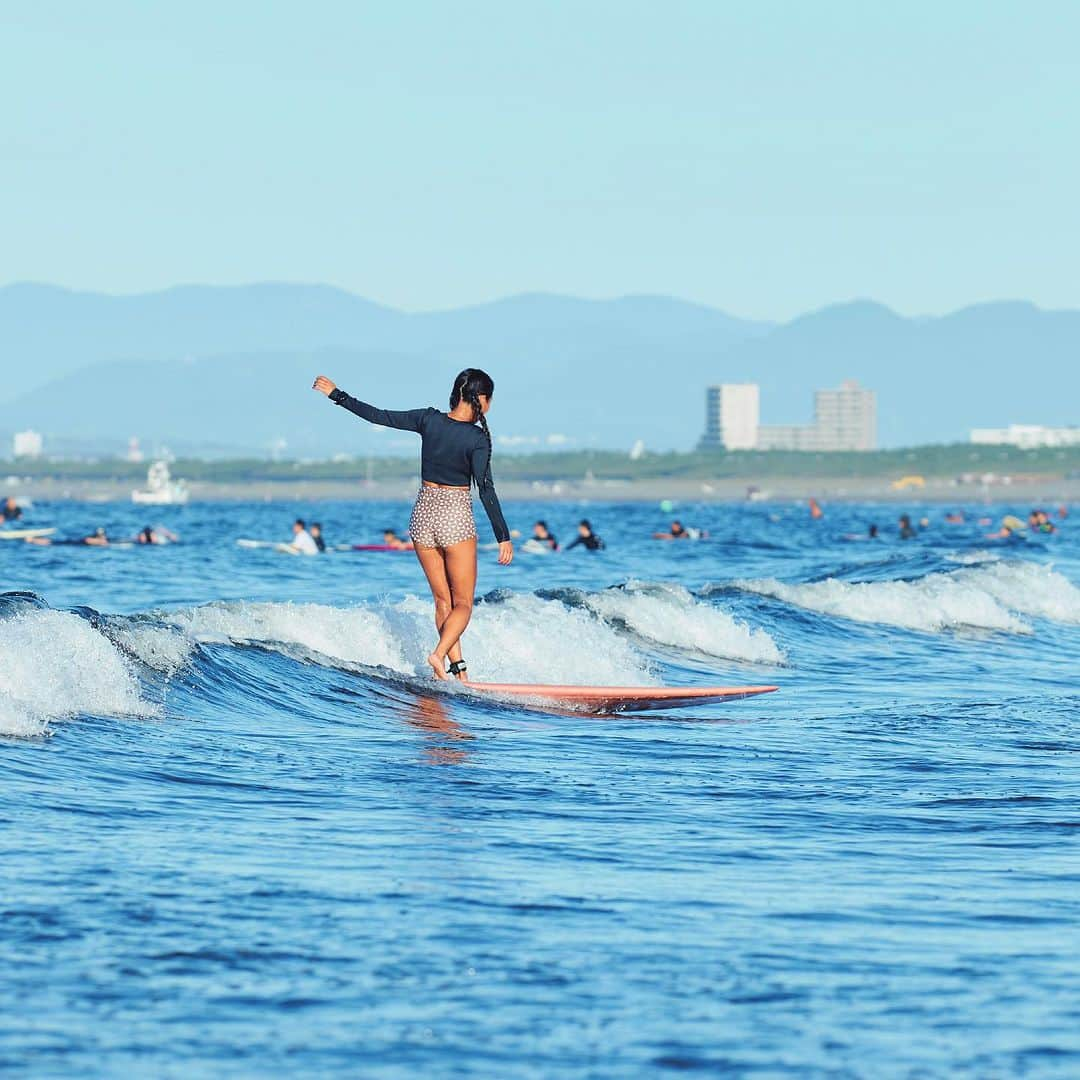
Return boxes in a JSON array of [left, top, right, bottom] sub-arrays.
[[735, 560, 1080, 635], [0, 607, 158, 737], [570, 580, 784, 664]]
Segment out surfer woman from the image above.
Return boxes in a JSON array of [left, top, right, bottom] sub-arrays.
[[313, 368, 512, 681]]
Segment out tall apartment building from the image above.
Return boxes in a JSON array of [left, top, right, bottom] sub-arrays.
[[813, 380, 876, 451], [699, 384, 759, 450], [702, 379, 876, 451]]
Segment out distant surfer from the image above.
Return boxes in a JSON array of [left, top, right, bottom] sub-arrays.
[[26, 526, 110, 547], [809, 498, 824, 519], [1029, 509, 1056, 534], [531, 520, 559, 551], [310, 522, 327, 552], [383, 528, 414, 550], [288, 519, 320, 555], [567, 519, 604, 551], [844, 523, 880, 541], [314, 368, 512, 681], [898, 514, 916, 540], [2, 497, 22, 522], [653, 519, 707, 540], [135, 525, 178, 544], [986, 514, 1027, 539]]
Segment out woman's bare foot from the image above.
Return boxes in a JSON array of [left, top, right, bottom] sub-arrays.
[[427, 652, 449, 680]]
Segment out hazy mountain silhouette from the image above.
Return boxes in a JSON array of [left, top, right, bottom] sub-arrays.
[[0, 283, 1075, 452]]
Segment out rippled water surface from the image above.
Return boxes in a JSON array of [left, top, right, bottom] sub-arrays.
[[3, 499, 1078, 1077]]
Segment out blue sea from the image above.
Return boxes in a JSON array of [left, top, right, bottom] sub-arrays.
[[2, 498, 1078, 1078]]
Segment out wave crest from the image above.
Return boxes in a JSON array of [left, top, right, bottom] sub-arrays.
[[579, 580, 784, 664], [0, 609, 156, 737], [735, 560, 1080, 634]]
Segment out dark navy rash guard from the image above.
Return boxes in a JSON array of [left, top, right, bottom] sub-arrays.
[[329, 389, 510, 542]]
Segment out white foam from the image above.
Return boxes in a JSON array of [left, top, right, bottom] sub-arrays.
[[583, 580, 784, 664], [166, 601, 412, 673], [165, 595, 656, 686], [385, 593, 656, 685], [0, 610, 154, 737], [736, 560, 1080, 634], [966, 561, 1080, 623], [107, 623, 196, 676]]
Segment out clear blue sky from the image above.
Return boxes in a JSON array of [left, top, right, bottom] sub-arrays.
[[2, 1, 1077, 319]]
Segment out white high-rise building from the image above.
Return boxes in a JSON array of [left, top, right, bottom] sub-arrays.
[[13, 430, 43, 459], [813, 380, 876, 451], [700, 384, 759, 450]]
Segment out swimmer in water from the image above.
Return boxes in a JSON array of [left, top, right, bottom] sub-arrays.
[[382, 529, 415, 550], [531, 520, 559, 551], [1033, 510, 1056, 534], [986, 514, 1027, 539], [944, 512, 965, 524], [310, 522, 327, 553], [566, 519, 604, 551], [898, 514, 916, 540], [2, 497, 23, 522], [135, 525, 179, 545], [654, 520, 687, 540]]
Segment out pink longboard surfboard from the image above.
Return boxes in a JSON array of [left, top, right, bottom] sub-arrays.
[[462, 682, 778, 713]]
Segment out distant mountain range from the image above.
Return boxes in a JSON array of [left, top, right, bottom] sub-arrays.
[[1, 283, 1076, 454]]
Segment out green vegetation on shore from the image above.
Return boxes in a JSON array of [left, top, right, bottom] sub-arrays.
[[6, 443, 1080, 483]]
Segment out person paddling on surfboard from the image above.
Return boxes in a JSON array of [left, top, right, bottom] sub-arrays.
[[313, 368, 513, 681], [382, 529, 415, 551]]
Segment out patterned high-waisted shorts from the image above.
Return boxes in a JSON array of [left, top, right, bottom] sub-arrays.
[[409, 485, 477, 548]]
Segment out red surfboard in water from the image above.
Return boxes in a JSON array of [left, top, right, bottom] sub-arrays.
[[461, 683, 778, 713]]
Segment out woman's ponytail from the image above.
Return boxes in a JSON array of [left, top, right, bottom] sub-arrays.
[[450, 368, 496, 482]]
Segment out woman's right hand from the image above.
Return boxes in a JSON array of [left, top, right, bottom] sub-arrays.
[[312, 375, 337, 396], [497, 540, 514, 565]]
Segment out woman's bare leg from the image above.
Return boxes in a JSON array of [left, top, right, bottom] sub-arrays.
[[427, 537, 477, 678], [414, 544, 464, 679]]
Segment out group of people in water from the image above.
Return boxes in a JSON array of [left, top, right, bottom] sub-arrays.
[[846, 506, 1067, 541], [12, 521, 178, 547], [527, 519, 604, 552]]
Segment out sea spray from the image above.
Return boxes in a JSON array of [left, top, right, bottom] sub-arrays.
[[165, 600, 412, 673], [734, 560, 1080, 634], [581, 580, 785, 664], [0, 609, 153, 736]]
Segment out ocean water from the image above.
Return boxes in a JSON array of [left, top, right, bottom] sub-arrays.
[[2, 498, 1078, 1078]]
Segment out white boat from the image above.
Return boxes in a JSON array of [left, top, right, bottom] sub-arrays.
[[132, 461, 189, 505]]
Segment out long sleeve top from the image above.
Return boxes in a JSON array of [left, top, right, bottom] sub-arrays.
[[329, 389, 510, 542]]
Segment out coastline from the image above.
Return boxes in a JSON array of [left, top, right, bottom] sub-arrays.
[[10, 474, 1079, 504]]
